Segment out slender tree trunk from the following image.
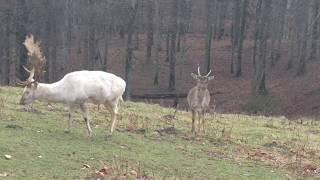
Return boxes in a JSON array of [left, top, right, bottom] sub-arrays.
[[168, 0, 178, 91], [124, 1, 139, 100], [165, 28, 170, 62], [296, 1, 310, 76], [15, 0, 28, 81], [308, 0, 319, 62], [153, 0, 161, 86], [2, 8, 11, 84], [103, 27, 110, 71], [253, 0, 271, 95], [145, 0, 153, 64], [252, 0, 262, 70], [235, 0, 248, 77], [204, 0, 214, 74], [231, 0, 240, 74]]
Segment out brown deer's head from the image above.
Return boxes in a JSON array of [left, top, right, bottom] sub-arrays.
[[17, 35, 46, 105], [191, 67, 214, 90]]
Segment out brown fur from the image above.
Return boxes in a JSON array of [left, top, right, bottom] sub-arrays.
[[187, 68, 214, 134]]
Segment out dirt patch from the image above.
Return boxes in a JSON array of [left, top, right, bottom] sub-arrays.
[[155, 127, 178, 136]]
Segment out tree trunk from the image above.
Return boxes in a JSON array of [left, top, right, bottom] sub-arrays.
[[168, 0, 178, 91], [252, 0, 271, 95], [308, 0, 319, 62], [296, 1, 310, 76], [235, 0, 248, 77], [231, 0, 240, 74], [103, 27, 110, 71], [124, 1, 139, 100], [204, 0, 214, 74], [15, 0, 28, 81], [145, 0, 153, 64], [153, 0, 161, 86], [165, 29, 170, 62]]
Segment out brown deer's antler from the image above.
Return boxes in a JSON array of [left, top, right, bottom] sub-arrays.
[[204, 69, 212, 77], [197, 66, 212, 77], [23, 35, 46, 82], [197, 66, 202, 76]]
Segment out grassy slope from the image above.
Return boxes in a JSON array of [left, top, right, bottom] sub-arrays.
[[0, 87, 319, 179]]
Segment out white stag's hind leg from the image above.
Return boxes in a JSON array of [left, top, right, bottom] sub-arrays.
[[110, 110, 117, 134], [105, 99, 120, 135], [80, 104, 92, 136]]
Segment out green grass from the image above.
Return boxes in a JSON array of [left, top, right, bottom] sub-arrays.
[[0, 86, 319, 179], [241, 95, 283, 114]]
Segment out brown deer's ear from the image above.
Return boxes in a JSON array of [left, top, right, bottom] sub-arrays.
[[208, 76, 214, 81], [191, 73, 198, 79]]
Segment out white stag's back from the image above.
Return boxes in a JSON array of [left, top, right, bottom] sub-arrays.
[[57, 71, 126, 105]]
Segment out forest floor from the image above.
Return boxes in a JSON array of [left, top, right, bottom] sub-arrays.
[[102, 34, 320, 119], [0, 87, 320, 179]]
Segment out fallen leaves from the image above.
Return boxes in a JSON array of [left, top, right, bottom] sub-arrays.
[[86, 165, 152, 180]]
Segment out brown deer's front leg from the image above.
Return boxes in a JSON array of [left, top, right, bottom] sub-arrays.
[[201, 112, 206, 134], [191, 110, 196, 133]]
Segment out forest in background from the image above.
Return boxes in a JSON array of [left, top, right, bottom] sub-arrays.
[[1, 0, 320, 116]]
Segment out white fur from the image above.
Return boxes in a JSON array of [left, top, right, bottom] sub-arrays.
[[21, 70, 126, 136]]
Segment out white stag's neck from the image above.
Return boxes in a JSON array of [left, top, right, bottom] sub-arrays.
[[34, 82, 66, 103]]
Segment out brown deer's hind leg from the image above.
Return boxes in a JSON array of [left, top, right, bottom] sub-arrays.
[[191, 110, 196, 133], [198, 112, 201, 134]]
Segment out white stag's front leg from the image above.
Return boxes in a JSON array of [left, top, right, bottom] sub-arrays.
[[80, 104, 92, 136], [64, 105, 75, 133]]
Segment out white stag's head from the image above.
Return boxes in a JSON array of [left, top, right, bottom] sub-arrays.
[[17, 35, 46, 106], [191, 66, 214, 89]]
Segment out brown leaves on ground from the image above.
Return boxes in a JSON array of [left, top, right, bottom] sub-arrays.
[[85, 166, 113, 180], [86, 165, 152, 180], [246, 146, 320, 178]]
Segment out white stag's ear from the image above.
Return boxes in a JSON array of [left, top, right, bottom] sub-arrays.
[[28, 81, 38, 89], [191, 73, 198, 80], [208, 76, 215, 81]]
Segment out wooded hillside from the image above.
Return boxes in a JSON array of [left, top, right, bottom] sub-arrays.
[[1, 0, 320, 117]]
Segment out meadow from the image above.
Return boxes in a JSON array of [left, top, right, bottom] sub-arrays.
[[0, 86, 319, 179]]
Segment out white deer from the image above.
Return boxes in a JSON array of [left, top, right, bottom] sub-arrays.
[[187, 67, 214, 134], [18, 35, 126, 136]]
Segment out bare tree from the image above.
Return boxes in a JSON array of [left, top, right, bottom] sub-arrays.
[[204, 0, 214, 74], [252, 0, 272, 95], [235, 0, 248, 77], [153, 0, 161, 86], [308, 0, 319, 62], [168, 0, 178, 90], [124, 0, 139, 100]]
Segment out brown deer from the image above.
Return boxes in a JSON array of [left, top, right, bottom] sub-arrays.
[[187, 67, 214, 134]]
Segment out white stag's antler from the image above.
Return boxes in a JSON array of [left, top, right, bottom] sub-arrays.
[[22, 35, 46, 83]]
